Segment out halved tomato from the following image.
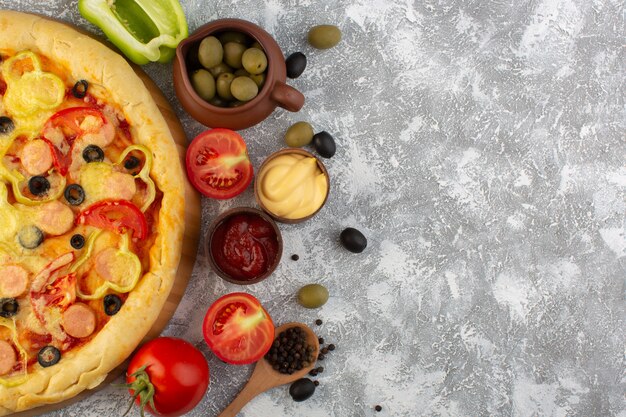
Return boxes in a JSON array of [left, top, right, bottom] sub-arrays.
[[185, 129, 253, 200], [202, 293, 274, 365], [41, 107, 112, 175], [76, 200, 147, 239]]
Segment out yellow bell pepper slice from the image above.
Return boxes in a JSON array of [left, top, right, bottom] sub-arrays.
[[74, 232, 142, 300], [117, 145, 156, 212]]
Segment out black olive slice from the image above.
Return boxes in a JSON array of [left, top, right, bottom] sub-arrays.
[[0, 298, 19, 318], [18, 225, 44, 249], [64, 184, 85, 206], [72, 80, 89, 99], [70, 234, 85, 249], [82, 145, 104, 163], [0, 116, 14, 135], [28, 176, 50, 196], [103, 294, 123, 316], [123, 155, 141, 170], [38, 346, 61, 367]]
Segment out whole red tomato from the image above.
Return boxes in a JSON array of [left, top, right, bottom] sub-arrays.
[[124, 337, 209, 417], [203, 293, 274, 365]]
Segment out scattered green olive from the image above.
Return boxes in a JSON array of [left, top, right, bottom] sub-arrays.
[[285, 122, 315, 147], [208, 62, 233, 78], [223, 42, 247, 69], [230, 76, 259, 101], [191, 69, 216, 101], [242, 48, 268, 75], [216, 73, 235, 100], [198, 36, 223, 69], [307, 25, 342, 49], [297, 284, 329, 309]]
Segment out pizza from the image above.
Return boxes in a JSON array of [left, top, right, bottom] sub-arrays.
[[0, 10, 185, 415]]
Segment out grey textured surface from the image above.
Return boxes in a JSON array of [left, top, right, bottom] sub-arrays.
[[2, 0, 625, 416]]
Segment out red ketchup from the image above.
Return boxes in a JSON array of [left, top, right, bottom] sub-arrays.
[[211, 213, 279, 281]]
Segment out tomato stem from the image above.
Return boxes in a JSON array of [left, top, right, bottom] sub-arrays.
[[118, 365, 156, 417]]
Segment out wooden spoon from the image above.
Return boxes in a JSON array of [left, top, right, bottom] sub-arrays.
[[218, 322, 320, 417]]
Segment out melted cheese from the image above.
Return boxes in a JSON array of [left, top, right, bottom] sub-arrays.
[[79, 163, 137, 206]]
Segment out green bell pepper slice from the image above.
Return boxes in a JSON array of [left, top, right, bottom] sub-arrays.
[[78, 0, 188, 64]]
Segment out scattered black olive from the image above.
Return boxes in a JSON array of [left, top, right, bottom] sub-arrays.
[[0, 116, 14, 135], [64, 184, 85, 206], [340, 227, 367, 253], [72, 80, 89, 99], [82, 145, 104, 163], [375, 405, 382, 412], [124, 155, 141, 170], [328, 343, 335, 351], [285, 52, 307, 79], [38, 346, 61, 367], [70, 234, 85, 249], [28, 176, 50, 196], [103, 294, 123, 316], [0, 298, 19, 318], [18, 225, 44, 249], [315, 319, 323, 326], [289, 378, 316, 402], [312, 131, 336, 158], [291, 254, 299, 261]]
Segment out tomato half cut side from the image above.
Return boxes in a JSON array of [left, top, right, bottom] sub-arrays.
[[203, 292, 274, 365], [185, 128, 253, 200], [76, 200, 147, 239], [41, 107, 109, 175]]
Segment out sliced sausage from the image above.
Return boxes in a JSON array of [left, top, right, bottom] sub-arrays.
[[95, 248, 119, 283], [36, 201, 75, 235], [62, 303, 96, 339], [80, 116, 115, 148], [20, 140, 53, 176], [0, 265, 29, 298], [103, 172, 136, 201], [0, 340, 17, 376]]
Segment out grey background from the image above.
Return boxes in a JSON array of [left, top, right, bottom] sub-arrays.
[[2, 0, 625, 416]]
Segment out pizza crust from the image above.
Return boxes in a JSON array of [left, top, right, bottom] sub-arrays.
[[0, 10, 185, 414]]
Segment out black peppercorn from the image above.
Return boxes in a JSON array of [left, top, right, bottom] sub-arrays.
[[375, 405, 382, 412], [315, 319, 323, 326], [291, 254, 299, 261]]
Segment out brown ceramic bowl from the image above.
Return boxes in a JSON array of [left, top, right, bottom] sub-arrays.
[[205, 207, 283, 285], [254, 148, 330, 224], [174, 19, 305, 130]]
